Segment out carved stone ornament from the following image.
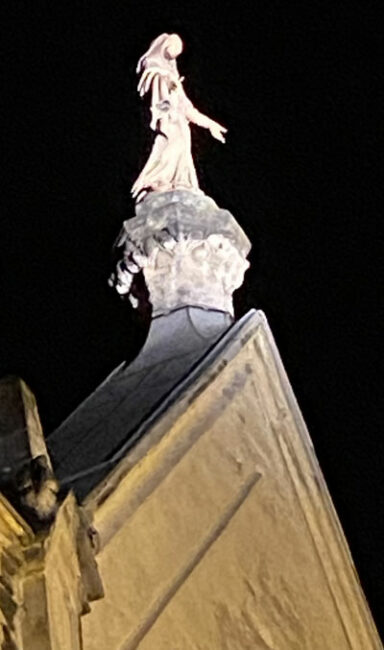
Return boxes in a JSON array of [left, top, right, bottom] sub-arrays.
[[110, 190, 251, 317]]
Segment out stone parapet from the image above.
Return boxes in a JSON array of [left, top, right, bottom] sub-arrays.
[[110, 190, 251, 316]]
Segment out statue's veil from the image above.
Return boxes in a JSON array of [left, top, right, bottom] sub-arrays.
[[135, 34, 182, 132], [136, 33, 178, 75]]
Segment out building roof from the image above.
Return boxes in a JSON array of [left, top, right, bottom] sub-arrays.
[[48, 306, 255, 499]]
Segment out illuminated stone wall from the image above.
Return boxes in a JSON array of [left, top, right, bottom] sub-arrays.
[[81, 311, 381, 650], [0, 493, 102, 650]]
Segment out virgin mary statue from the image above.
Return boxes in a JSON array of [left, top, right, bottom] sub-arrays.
[[131, 33, 227, 201]]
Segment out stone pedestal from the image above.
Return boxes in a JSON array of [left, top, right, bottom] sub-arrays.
[[111, 190, 251, 317]]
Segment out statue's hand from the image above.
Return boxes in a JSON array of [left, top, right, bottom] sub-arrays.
[[209, 121, 227, 143]]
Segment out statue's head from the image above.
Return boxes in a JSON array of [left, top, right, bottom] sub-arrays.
[[137, 33, 183, 74]]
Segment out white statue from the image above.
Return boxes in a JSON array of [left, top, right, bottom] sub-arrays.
[[131, 33, 227, 201]]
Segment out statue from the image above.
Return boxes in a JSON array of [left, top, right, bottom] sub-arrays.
[[131, 33, 227, 201], [109, 34, 250, 317]]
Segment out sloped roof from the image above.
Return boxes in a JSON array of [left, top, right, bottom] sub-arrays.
[[48, 306, 255, 499]]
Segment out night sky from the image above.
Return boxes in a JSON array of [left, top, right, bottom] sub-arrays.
[[0, 0, 382, 631]]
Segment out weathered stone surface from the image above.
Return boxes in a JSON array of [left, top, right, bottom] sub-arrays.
[[48, 306, 233, 497], [80, 310, 381, 650], [0, 377, 59, 530], [0, 376, 103, 649], [3, 311, 380, 648], [111, 190, 250, 316], [0, 377, 50, 483], [0, 494, 33, 649], [42, 493, 104, 650], [0, 490, 103, 650]]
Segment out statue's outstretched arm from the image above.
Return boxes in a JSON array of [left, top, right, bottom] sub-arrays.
[[185, 102, 227, 143]]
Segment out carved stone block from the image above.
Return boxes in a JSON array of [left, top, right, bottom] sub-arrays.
[[0, 377, 51, 485], [111, 190, 251, 316]]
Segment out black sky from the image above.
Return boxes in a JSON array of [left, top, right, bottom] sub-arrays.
[[0, 0, 382, 632]]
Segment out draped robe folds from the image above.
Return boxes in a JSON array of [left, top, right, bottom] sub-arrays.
[[131, 70, 200, 199]]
